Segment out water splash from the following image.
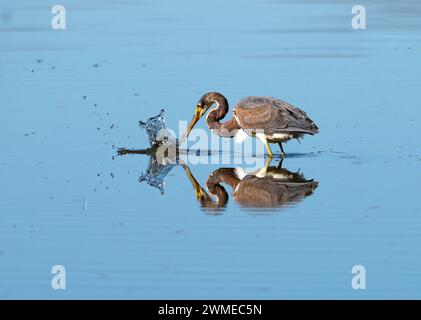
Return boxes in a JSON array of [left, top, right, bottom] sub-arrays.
[[138, 109, 176, 147], [117, 109, 178, 194], [138, 156, 175, 194]]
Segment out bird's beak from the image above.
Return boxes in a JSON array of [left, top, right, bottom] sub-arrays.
[[183, 106, 202, 140]]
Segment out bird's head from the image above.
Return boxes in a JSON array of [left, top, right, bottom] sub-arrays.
[[184, 92, 223, 139]]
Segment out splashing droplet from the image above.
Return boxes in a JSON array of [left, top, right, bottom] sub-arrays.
[[139, 109, 176, 147], [138, 156, 175, 195]]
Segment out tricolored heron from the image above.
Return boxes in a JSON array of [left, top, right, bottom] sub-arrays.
[[184, 92, 319, 157], [182, 158, 318, 210]]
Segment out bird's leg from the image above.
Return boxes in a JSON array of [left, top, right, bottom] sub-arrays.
[[278, 143, 286, 158], [256, 133, 273, 158], [264, 156, 273, 170], [255, 156, 272, 178], [264, 143, 273, 158]]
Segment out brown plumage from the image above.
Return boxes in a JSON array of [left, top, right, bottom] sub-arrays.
[[184, 92, 319, 157], [232, 175, 318, 208], [183, 161, 318, 210], [234, 96, 319, 136]]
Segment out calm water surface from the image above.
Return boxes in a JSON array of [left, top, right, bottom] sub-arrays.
[[0, 0, 421, 298]]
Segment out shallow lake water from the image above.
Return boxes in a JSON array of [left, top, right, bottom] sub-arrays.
[[1, 0, 421, 299]]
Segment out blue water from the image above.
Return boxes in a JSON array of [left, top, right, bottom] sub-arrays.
[[0, 0, 421, 299]]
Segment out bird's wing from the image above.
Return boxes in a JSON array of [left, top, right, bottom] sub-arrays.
[[234, 96, 319, 134]]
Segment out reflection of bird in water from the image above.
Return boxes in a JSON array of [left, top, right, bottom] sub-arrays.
[[183, 158, 318, 211], [118, 145, 318, 211], [184, 92, 319, 157]]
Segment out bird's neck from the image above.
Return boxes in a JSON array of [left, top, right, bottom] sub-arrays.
[[206, 96, 240, 137], [207, 168, 241, 191]]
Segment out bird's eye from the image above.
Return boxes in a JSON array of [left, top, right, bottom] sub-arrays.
[[197, 103, 203, 108]]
